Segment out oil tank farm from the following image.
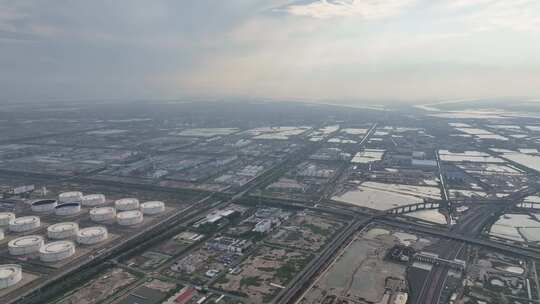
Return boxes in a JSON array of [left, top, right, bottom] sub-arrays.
[[0, 212, 15, 226], [115, 198, 139, 211], [117, 210, 143, 226], [77, 226, 108, 245], [39, 241, 76, 262], [54, 203, 81, 216], [89, 207, 116, 222], [141, 201, 165, 215], [47, 222, 79, 239], [9, 216, 40, 232], [58, 191, 83, 204], [82, 194, 106, 207], [0, 264, 22, 289], [8, 235, 44, 255], [30, 199, 58, 212]]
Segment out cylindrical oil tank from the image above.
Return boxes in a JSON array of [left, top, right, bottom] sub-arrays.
[[8, 235, 44, 255], [39, 241, 76, 262], [117, 210, 143, 226], [115, 198, 139, 211], [58, 191, 83, 204], [0, 212, 15, 226], [140, 201, 165, 215], [9, 216, 40, 232], [89, 207, 116, 222], [77, 226, 108, 245], [54, 203, 81, 216], [0, 264, 22, 289], [82, 194, 106, 207], [31, 199, 58, 212], [47, 222, 79, 239]]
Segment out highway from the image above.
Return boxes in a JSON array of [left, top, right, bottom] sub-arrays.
[[359, 122, 378, 146], [376, 217, 540, 259], [435, 150, 450, 201], [273, 217, 373, 304], [416, 240, 465, 304]]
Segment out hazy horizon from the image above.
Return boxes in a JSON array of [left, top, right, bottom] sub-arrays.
[[1, 0, 539, 104]]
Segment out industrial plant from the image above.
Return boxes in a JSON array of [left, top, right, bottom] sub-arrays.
[[0, 184, 172, 301], [1, 100, 540, 304]]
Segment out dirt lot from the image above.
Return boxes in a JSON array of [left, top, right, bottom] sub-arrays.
[[301, 226, 431, 304], [56, 268, 138, 304], [213, 246, 311, 303], [268, 212, 343, 251], [128, 251, 172, 270]]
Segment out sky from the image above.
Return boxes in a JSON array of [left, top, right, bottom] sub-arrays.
[[0, 0, 539, 104]]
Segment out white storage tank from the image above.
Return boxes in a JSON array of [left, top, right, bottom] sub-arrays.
[[58, 191, 83, 204], [8, 235, 44, 255], [115, 198, 139, 211], [31, 199, 58, 212], [82, 194, 106, 207], [0, 264, 22, 289], [47, 222, 79, 239], [39, 241, 76, 262], [9, 216, 40, 232], [54, 203, 81, 216], [141, 201, 165, 215], [0, 212, 15, 226], [89, 207, 116, 222], [117, 210, 143, 226], [77, 226, 108, 245]]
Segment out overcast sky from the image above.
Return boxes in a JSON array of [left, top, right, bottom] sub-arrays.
[[0, 0, 539, 104]]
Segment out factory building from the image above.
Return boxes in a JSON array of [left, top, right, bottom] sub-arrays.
[[411, 159, 438, 168], [253, 219, 272, 233], [206, 236, 252, 254]]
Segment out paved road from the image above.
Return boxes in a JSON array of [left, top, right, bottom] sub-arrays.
[[435, 150, 449, 201], [416, 240, 464, 304], [273, 217, 372, 304]]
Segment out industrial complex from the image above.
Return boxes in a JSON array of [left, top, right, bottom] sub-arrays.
[[1, 100, 540, 304]]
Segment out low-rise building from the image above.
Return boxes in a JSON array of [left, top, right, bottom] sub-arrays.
[[206, 237, 252, 254], [253, 219, 272, 233]]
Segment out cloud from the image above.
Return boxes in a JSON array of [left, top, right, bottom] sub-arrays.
[[0, 0, 539, 103], [444, 0, 495, 9], [284, 0, 417, 19], [443, 0, 540, 32]]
